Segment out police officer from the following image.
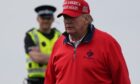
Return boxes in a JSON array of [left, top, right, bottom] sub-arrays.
[[24, 5, 61, 84]]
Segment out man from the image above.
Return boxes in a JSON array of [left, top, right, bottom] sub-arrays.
[[24, 5, 61, 84], [44, 0, 131, 84]]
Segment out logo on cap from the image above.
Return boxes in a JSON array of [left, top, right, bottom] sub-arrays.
[[82, 6, 88, 13], [63, 1, 81, 11], [63, 5, 79, 10], [57, 0, 90, 17], [64, 1, 81, 6]]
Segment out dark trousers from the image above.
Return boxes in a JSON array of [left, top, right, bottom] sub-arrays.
[[27, 77, 44, 84]]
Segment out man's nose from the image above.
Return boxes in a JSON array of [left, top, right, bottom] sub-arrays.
[[64, 18, 73, 23]]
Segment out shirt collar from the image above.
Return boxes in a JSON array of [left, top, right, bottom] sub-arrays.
[[69, 34, 85, 48], [63, 24, 95, 44], [68, 33, 85, 43]]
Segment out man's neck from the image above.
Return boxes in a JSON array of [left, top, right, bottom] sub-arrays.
[[39, 28, 51, 34], [70, 30, 87, 42]]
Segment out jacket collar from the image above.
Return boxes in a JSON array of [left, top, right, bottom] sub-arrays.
[[63, 24, 95, 44]]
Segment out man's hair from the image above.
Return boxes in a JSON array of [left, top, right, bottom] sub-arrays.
[[82, 14, 93, 24]]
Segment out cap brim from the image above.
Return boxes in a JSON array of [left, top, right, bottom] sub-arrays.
[[57, 10, 81, 18], [39, 14, 53, 19]]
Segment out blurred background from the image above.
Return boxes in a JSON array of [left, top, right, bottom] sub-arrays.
[[0, 0, 139, 84]]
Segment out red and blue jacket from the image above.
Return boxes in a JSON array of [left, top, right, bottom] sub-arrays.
[[44, 24, 131, 84]]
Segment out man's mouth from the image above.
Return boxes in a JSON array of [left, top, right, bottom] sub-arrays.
[[66, 27, 73, 30]]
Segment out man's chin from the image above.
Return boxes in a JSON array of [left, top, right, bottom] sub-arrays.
[[66, 31, 76, 35], [42, 26, 50, 29]]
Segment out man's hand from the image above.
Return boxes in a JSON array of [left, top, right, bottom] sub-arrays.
[[29, 46, 40, 52]]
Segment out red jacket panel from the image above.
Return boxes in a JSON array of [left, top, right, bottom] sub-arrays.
[[44, 25, 131, 84]]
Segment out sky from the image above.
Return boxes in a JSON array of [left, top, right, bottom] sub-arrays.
[[0, 0, 140, 84]]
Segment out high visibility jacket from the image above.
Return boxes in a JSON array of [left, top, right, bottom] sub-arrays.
[[26, 28, 60, 78]]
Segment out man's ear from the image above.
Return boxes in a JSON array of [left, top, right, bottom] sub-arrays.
[[83, 15, 89, 24], [83, 14, 93, 24], [52, 17, 55, 22], [37, 16, 40, 22]]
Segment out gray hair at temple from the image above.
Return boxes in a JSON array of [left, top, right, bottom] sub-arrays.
[[82, 14, 93, 24]]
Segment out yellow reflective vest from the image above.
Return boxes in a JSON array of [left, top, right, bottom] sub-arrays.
[[26, 28, 61, 78]]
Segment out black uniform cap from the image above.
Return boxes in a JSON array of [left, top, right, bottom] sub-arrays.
[[35, 5, 56, 19]]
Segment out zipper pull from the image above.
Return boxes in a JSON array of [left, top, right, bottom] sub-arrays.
[[73, 47, 76, 59]]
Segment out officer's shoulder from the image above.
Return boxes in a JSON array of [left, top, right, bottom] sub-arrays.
[[25, 28, 36, 34], [53, 28, 61, 33]]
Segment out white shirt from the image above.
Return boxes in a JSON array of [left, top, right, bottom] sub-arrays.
[[69, 35, 85, 48]]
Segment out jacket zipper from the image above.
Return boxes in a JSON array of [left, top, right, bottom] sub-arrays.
[[73, 47, 77, 59], [67, 42, 77, 60]]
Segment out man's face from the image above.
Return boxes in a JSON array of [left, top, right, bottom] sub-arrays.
[[37, 16, 54, 30], [63, 15, 86, 35]]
